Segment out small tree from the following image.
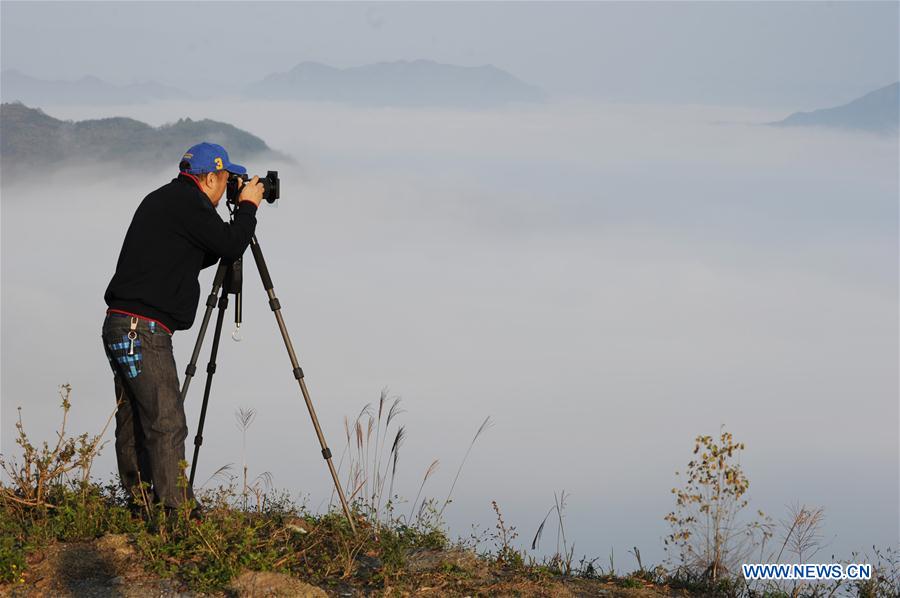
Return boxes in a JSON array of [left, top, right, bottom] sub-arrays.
[[0, 385, 117, 508], [664, 426, 771, 583]]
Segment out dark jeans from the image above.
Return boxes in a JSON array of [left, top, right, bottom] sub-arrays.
[[101, 313, 194, 509]]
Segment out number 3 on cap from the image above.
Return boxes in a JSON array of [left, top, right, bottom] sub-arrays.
[[214, 157, 224, 170]]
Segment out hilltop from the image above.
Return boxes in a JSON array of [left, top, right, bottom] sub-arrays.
[[2, 388, 895, 596], [771, 81, 899, 134], [0, 103, 287, 180], [1, 527, 679, 597], [0, 388, 682, 597], [246, 59, 547, 108]]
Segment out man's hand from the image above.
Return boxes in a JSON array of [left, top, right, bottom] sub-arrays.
[[238, 176, 264, 208]]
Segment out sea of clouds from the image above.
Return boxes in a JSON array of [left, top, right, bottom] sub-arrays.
[[2, 98, 897, 564]]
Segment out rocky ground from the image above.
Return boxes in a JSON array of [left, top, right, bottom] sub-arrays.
[[1, 535, 685, 597]]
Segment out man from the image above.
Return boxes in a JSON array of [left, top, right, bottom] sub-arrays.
[[102, 142, 264, 514]]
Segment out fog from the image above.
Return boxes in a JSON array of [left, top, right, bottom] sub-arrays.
[[2, 97, 896, 564]]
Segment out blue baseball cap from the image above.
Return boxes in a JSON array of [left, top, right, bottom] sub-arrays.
[[179, 142, 247, 175]]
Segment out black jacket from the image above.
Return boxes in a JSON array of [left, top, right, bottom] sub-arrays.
[[105, 174, 258, 332]]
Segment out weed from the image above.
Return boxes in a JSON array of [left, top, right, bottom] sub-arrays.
[[490, 500, 524, 569], [531, 489, 575, 575]]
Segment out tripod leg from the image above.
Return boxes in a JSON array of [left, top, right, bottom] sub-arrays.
[[180, 260, 229, 402], [248, 235, 358, 533], [188, 289, 230, 487]]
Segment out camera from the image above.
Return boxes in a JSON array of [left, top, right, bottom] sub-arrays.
[[226, 171, 280, 204]]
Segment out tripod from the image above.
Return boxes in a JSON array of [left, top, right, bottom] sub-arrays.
[[180, 232, 356, 533]]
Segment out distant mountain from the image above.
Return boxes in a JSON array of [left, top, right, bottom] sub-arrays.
[[0, 69, 191, 105], [245, 60, 547, 107], [0, 102, 286, 180], [771, 82, 899, 134]]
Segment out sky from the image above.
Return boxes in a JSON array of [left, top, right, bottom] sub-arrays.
[[1, 0, 898, 571], [1, 2, 898, 109]]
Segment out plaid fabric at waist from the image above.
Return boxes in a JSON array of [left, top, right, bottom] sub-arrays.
[[106, 309, 173, 335]]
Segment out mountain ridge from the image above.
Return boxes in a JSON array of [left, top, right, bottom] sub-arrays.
[[2, 61, 547, 108], [247, 59, 547, 107], [771, 81, 899, 133], [0, 102, 287, 181], [1, 69, 192, 106]]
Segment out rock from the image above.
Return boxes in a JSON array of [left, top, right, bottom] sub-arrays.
[[283, 517, 312, 535], [405, 548, 480, 573], [353, 554, 382, 580], [226, 571, 327, 598], [25, 550, 46, 565]]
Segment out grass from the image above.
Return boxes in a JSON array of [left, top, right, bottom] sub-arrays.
[[0, 477, 450, 592], [1, 477, 673, 595]]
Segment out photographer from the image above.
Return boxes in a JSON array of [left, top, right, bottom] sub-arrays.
[[102, 142, 263, 516]]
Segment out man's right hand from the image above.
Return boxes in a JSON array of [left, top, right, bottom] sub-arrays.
[[238, 176, 264, 207]]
